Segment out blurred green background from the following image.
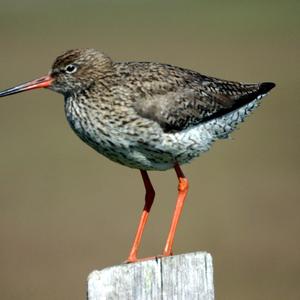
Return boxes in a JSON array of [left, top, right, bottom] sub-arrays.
[[0, 0, 299, 299]]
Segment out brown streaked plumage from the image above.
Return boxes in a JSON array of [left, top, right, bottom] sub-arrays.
[[0, 48, 275, 262]]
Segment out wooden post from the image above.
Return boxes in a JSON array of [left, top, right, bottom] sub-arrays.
[[87, 252, 214, 300]]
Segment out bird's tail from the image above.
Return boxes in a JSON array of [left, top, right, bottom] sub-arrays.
[[206, 82, 275, 139]]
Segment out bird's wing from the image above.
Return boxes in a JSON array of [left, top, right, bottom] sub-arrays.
[[128, 62, 275, 133]]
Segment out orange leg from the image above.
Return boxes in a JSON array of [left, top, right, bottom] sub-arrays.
[[163, 164, 189, 256], [127, 170, 155, 262]]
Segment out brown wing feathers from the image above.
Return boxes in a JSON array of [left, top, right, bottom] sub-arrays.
[[132, 63, 275, 133]]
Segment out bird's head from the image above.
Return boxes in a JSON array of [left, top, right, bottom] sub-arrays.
[[0, 48, 112, 98]]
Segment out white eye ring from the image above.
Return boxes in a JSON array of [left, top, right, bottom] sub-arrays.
[[65, 64, 77, 74]]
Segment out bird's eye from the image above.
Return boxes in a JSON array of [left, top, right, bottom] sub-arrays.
[[65, 64, 77, 74]]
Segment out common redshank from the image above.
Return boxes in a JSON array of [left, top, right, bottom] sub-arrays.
[[0, 49, 275, 262]]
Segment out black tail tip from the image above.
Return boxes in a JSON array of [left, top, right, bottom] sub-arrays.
[[260, 82, 276, 94]]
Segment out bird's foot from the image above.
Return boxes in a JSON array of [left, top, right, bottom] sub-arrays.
[[124, 253, 173, 264]]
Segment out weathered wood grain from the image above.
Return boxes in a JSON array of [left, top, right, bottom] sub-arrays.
[[87, 252, 214, 300]]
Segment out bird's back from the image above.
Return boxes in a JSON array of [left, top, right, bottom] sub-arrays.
[[112, 61, 275, 133]]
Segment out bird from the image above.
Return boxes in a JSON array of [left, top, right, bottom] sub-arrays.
[[0, 48, 275, 262]]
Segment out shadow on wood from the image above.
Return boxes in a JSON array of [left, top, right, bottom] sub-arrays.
[[87, 252, 214, 300]]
